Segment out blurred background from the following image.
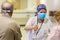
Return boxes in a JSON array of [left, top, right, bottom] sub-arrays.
[[0, 0, 60, 40]]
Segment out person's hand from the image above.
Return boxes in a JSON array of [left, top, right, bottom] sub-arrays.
[[33, 25, 38, 31]]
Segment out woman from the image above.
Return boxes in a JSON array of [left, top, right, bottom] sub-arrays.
[[47, 11, 60, 40], [24, 4, 52, 40]]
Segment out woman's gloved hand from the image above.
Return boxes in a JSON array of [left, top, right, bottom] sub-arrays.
[[33, 25, 38, 31]]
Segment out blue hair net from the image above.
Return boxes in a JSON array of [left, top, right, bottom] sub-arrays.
[[37, 4, 47, 12]]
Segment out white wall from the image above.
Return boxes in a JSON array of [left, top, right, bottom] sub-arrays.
[[46, 0, 60, 11], [27, 0, 37, 11], [21, 0, 27, 9], [0, 0, 6, 9]]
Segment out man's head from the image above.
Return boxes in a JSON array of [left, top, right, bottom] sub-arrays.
[[1, 2, 13, 17], [37, 4, 47, 20]]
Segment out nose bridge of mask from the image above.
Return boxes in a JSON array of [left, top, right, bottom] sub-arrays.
[[2, 7, 12, 13], [2, 9, 11, 13], [38, 13, 46, 20]]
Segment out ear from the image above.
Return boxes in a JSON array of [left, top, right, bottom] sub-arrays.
[[1, 9, 3, 13]]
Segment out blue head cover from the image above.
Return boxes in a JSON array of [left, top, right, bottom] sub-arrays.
[[38, 13, 46, 20], [37, 4, 47, 12]]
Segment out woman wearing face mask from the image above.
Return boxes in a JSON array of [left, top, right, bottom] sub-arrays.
[[24, 4, 52, 40]]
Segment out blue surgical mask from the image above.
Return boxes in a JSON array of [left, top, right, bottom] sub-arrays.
[[38, 13, 46, 20]]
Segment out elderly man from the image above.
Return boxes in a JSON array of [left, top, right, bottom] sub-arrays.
[[0, 2, 22, 40]]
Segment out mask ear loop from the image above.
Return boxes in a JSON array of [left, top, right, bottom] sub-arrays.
[[36, 12, 38, 23], [36, 15, 44, 35]]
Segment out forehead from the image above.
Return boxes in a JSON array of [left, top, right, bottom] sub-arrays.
[[2, 3, 12, 8], [40, 9, 46, 12]]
